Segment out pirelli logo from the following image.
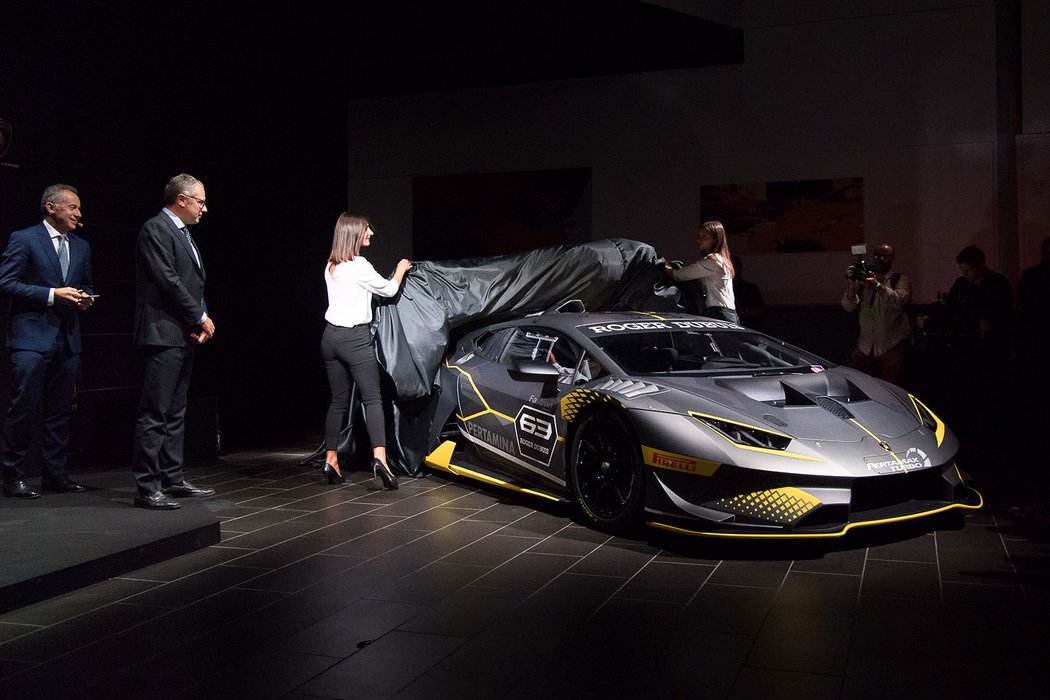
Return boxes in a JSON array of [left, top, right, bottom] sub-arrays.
[[642, 446, 720, 476]]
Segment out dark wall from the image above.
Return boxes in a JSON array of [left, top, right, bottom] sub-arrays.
[[1, 3, 349, 464]]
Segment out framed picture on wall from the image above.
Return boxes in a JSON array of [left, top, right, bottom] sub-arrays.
[[701, 177, 863, 254]]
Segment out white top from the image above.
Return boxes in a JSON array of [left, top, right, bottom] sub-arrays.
[[43, 219, 67, 306], [324, 257, 400, 327], [670, 253, 736, 310]]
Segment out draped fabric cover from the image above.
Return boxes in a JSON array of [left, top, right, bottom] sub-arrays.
[[368, 239, 681, 475]]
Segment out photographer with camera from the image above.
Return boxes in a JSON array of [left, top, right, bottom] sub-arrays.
[[841, 243, 911, 385]]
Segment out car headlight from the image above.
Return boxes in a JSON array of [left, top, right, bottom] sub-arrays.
[[690, 412, 792, 451], [908, 395, 945, 447]]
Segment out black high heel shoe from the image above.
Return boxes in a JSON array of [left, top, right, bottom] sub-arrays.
[[372, 458, 399, 490], [322, 463, 344, 485]]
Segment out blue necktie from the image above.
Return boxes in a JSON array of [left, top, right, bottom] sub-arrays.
[[58, 234, 69, 281]]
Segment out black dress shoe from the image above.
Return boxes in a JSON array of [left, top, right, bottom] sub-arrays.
[[134, 492, 181, 510], [162, 480, 215, 497], [41, 474, 87, 493], [3, 480, 41, 499]]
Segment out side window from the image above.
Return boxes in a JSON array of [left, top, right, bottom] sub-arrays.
[[575, 351, 608, 385], [475, 328, 515, 361], [501, 326, 593, 385], [501, 328, 559, 365]]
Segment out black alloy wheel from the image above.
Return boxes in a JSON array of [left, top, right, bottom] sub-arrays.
[[568, 412, 644, 533]]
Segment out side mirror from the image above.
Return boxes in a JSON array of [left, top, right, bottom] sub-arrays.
[[509, 359, 562, 381]]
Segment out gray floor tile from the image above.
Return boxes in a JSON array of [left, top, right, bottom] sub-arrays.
[[730, 667, 842, 700], [524, 524, 608, 555], [680, 583, 778, 635], [773, 570, 861, 616], [227, 535, 344, 568], [566, 541, 657, 577], [0, 576, 163, 625], [859, 558, 940, 600], [865, 532, 937, 563], [367, 561, 489, 605], [220, 519, 335, 549], [392, 668, 518, 700], [122, 564, 274, 608], [472, 552, 578, 591], [614, 560, 715, 602], [747, 608, 852, 675], [6, 441, 1050, 700], [397, 584, 529, 637], [279, 597, 427, 657], [383, 506, 477, 531], [172, 649, 339, 700], [706, 557, 792, 588], [239, 553, 369, 593], [937, 545, 1018, 586], [0, 601, 169, 661], [439, 533, 540, 566], [322, 525, 429, 557], [298, 630, 468, 699], [789, 547, 866, 575]]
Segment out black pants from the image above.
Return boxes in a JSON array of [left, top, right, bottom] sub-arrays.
[[704, 306, 739, 324], [1, 335, 79, 481], [321, 323, 385, 451], [132, 344, 194, 496]]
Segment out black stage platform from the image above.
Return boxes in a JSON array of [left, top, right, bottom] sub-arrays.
[[0, 470, 220, 614]]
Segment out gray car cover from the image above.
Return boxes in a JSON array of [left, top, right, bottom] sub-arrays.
[[364, 238, 686, 475]]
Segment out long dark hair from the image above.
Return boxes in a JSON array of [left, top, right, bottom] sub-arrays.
[[328, 212, 369, 264], [701, 220, 735, 278]]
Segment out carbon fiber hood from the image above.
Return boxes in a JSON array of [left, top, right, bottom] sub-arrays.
[[612, 368, 920, 442]]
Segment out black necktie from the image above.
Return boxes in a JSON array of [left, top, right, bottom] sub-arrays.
[[181, 228, 201, 268]]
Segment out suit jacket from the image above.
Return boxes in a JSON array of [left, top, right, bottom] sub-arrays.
[[134, 211, 207, 347], [0, 222, 94, 353]]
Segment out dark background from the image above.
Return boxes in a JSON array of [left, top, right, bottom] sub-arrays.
[[0, 1, 743, 465]]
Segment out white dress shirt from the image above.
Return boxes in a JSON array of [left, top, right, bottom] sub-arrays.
[[161, 209, 207, 324], [43, 219, 67, 306], [324, 257, 400, 327]]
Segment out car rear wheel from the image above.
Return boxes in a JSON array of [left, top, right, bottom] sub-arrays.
[[569, 412, 644, 533]]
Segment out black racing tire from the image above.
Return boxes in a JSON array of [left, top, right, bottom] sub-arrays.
[[568, 411, 645, 534]]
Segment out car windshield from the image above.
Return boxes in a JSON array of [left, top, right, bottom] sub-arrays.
[[591, 329, 828, 375]]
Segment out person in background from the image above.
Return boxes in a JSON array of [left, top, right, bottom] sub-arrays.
[[665, 220, 738, 323], [950, 244, 1012, 352], [1016, 236, 1050, 379], [0, 184, 95, 498], [1007, 237, 1050, 528], [320, 213, 412, 490], [841, 242, 911, 385], [944, 244, 1012, 474]]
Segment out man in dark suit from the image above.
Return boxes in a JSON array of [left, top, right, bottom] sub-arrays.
[[131, 173, 216, 510], [0, 184, 95, 498]]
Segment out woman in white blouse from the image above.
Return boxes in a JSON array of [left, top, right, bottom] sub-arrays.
[[320, 213, 412, 489], [665, 220, 739, 323]]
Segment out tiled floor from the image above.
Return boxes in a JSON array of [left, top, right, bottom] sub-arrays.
[[0, 441, 1046, 699]]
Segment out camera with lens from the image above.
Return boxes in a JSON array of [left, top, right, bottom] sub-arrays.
[[848, 244, 873, 281]]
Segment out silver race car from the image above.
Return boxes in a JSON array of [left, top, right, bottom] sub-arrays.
[[424, 311, 981, 538]]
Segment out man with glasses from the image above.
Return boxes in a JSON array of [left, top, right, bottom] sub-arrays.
[[131, 173, 216, 510], [0, 184, 96, 498], [841, 242, 911, 385]]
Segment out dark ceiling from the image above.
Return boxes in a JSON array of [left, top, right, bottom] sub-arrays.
[[5, 0, 742, 110]]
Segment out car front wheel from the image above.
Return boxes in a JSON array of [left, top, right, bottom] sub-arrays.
[[568, 412, 644, 533]]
